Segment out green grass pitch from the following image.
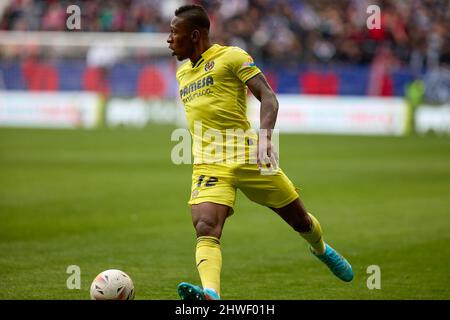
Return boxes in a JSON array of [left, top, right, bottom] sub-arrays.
[[1, 126, 449, 299]]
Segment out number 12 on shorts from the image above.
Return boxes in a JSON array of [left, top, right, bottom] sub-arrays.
[[197, 175, 218, 187]]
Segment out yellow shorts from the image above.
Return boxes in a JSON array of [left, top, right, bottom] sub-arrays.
[[188, 163, 299, 210]]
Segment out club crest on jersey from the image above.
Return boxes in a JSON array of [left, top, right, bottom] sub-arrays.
[[204, 61, 215, 72]]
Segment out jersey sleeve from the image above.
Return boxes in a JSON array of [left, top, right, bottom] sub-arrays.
[[228, 47, 261, 84]]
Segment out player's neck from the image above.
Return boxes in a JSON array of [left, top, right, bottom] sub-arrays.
[[190, 40, 212, 65]]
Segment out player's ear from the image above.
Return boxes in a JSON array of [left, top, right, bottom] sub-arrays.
[[191, 29, 200, 43]]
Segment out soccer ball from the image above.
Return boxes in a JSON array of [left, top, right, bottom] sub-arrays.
[[90, 269, 135, 300]]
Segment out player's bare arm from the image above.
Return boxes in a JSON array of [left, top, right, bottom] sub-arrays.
[[246, 73, 279, 169], [246, 73, 279, 130]]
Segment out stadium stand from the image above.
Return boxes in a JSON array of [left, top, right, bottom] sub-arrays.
[[0, 0, 449, 98]]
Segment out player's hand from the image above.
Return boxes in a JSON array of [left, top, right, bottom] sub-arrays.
[[257, 130, 279, 174]]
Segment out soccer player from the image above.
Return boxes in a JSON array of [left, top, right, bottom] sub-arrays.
[[167, 4, 353, 300]]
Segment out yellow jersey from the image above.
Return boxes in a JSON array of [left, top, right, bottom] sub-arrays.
[[176, 44, 261, 164]]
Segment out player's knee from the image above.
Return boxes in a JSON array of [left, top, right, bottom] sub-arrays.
[[194, 219, 222, 238]]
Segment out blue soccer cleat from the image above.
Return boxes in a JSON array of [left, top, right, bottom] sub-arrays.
[[311, 243, 354, 282], [178, 282, 204, 300], [177, 282, 221, 300]]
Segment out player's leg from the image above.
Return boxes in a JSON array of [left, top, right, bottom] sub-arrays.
[[192, 201, 230, 238], [237, 165, 353, 282], [236, 165, 326, 252], [178, 202, 228, 300], [271, 199, 353, 282], [194, 202, 229, 297], [178, 165, 236, 300], [270, 198, 325, 254]]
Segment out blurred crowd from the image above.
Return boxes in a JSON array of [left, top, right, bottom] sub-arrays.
[[1, 0, 449, 70]]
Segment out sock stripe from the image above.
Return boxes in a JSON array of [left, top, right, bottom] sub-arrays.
[[197, 236, 220, 245], [313, 236, 323, 245]]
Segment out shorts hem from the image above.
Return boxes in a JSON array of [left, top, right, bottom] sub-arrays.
[[188, 199, 235, 216], [269, 194, 300, 209]]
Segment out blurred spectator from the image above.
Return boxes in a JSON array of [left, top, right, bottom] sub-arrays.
[[41, 2, 65, 31], [368, 45, 399, 96], [423, 66, 450, 104]]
